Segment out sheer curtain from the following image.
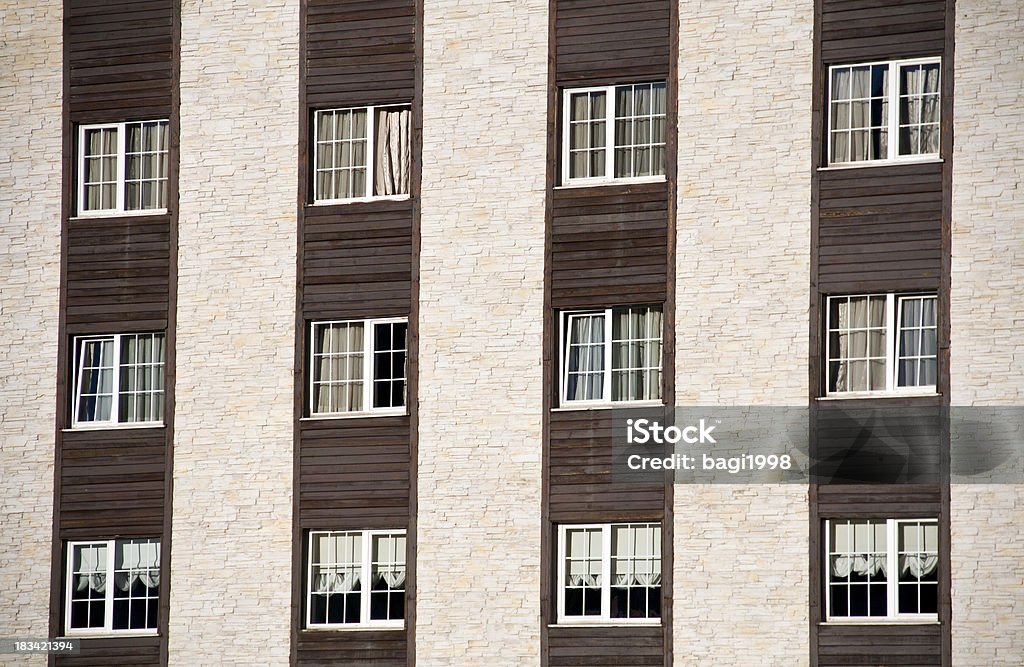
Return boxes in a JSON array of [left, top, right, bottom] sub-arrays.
[[566, 315, 604, 401], [832, 296, 885, 392], [316, 323, 364, 413], [115, 540, 160, 591], [375, 108, 410, 196], [314, 534, 361, 594], [566, 529, 601, 587], [612, 525, 661, 587], [76, 544, 107, 594], [832, 554, 888, 578], [611, 307, 662, 402]]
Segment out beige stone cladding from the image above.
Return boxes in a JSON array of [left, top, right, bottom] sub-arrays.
[[416, 0, 548, 664], [674, 2, 813, 665], [0, 2, 63, 665], [168, 1, 298, 664], [950, 1, 1024, 664]]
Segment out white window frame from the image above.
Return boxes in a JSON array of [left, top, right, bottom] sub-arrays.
[[64, 539, 160, 637], [559, 307, 663, 408], [826, 57, 941, 167], [312, 104, 411, 205], [308, 317, 408, 418], [556, 523, 662, 626], [824, 519, 939, 624], [71, 333, 165, 429], [76, 120, 169, 217], [824, 293, 938, 398], [560, 83, 667, 187], [305, 529, 406, 630]]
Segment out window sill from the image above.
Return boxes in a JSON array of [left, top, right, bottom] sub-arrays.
[[302, 624, 405, 632], [549, 621, 662, 628], [819, 619, 939, 626], [309, 194, 410, 206], [818, 157, 942, 171], [301, 410, 407, 421], [70, 209, 169, 220], [817, 391, 939, 401], [64, 422, 164, 432], [555, 176, 666, 190], [60, 631, 159, 639], [552, 400, 664, 412]]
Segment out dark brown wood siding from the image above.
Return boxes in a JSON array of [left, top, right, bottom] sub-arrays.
[[554, 0, 671, 85], [65, 216, 171, 333], [54, 2, 177, 665], [305, 0, 416, 107], [551, 183, 669, 309], [817, 624, 942, 667], [548, 626, 664, 667], [302, 201, 413, 321], [549, 410, 664, 522], [298, 418, 411, 529], [818, 163, 942, 293], [66, 0, 173, 123], [821, 0, 945, 63], [811, 1, 951, 665], [544, 0, 673, 664], [55, 636, 161, 667], [295, 0, 418, 664]]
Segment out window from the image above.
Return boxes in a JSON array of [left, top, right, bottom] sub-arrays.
[[313, 105, 411, 202], [77, 120, 169, 215], [826, 519, 938, 621], [557, 523, 661, 624], [828, 58, 940, 165], [309, 318, 407, 416], [306, 530, 406, 628], [72, 333, 165, 427], [562, 82, 667, 185], [65, 538, 160, 635], [825, 294, 937, 395], [560, 306, 662, 406]]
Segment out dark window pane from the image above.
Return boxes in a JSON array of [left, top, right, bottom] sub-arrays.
[[147, 598, 158, 630], [564, 588, 583, 616], [849, 584, 869, 616], [869, 583, 888, 616], [629, 587, 648, 618], [830, 584, 848, 617], [920, 583, 938, 614], [389, 591, 405, 620], [310, 595, 327, 624], [327, 594, 344, 624], [130, 598, 148, 629], [899, 584, 919, 614], [610, 587, 628, 618], [370, 591, 389, 620], [648, 586, 661, 618], [344, 592, 361, 623], [375, 323, 392, 349], [583, 587, 602, 616], [113, 599, 129, 629]]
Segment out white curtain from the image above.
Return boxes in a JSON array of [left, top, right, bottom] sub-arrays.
[[75, 546, 107, 593], [375, 569, 406, 589], [612, 307, 662, 402], [567, 315, 604, 401], [832, 554, 888, 578], [316, 323, 364, 413], [374, 109, 410, 196], [833, 296, 885, 392], [900, 554, 939, 577], [315, 567, 360, 594], [115, 540, 160, 591]]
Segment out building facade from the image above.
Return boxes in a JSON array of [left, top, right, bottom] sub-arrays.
[[1, 0, 1022, 666]]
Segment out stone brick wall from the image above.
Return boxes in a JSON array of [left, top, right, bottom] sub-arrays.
[[168, 1, 298, 664], [950, 2, 1024, 664], [416, 0, 548, 664], [0, 2, 62, 664], [674, 1, 813, 664]]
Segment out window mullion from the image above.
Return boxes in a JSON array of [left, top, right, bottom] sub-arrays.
[[111, 335, 122, 423], [365, 107, 375, 198], [557, 526, 566, 622], [888, 63, 898, 160], [116, 124, 126, 212], [105, 540, 115, 631], [559, 314, 568, 404], [886, 294, 896, 392], [605, 86, 615, 179], [604, 309, 613, 402], [887, 520, 898, 619], [361, 531, 372, 624], [364, 321, 374, 412], [306, 532, 314, 628], [601, 525, 612, 620]]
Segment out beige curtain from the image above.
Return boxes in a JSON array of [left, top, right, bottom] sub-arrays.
[[316, 323, 364, 413], [611, 307, 662, 402], [374, 108, 410, 196]]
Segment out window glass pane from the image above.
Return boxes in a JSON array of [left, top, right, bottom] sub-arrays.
[[827, 296, 887, 393], [898, 62, 941, 156], [309, 532, 362, 625], [565, 314, 605, 402], [613, 83, 666, 178], [611, 306, 662, 402], [77, 338, 115, 422], [564, 528, 602, 617], [828, 520, 887, 618], [312, 322, 365, 413], [610, 524, 661, 619], [370, 533, 406, 622], [70, 543, 108, 629], [112, 539, 160, 630], [373, 322, 407, 410], [897, 521, 939, 615], [896, 296, 937, 387]]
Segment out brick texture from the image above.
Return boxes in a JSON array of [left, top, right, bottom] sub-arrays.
[[950, 2, 1024, 664], [416, 0, 548, 664], [674, 1, 813, 664], [0, 2, 62, 665], [168, 1, 298, 664]]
